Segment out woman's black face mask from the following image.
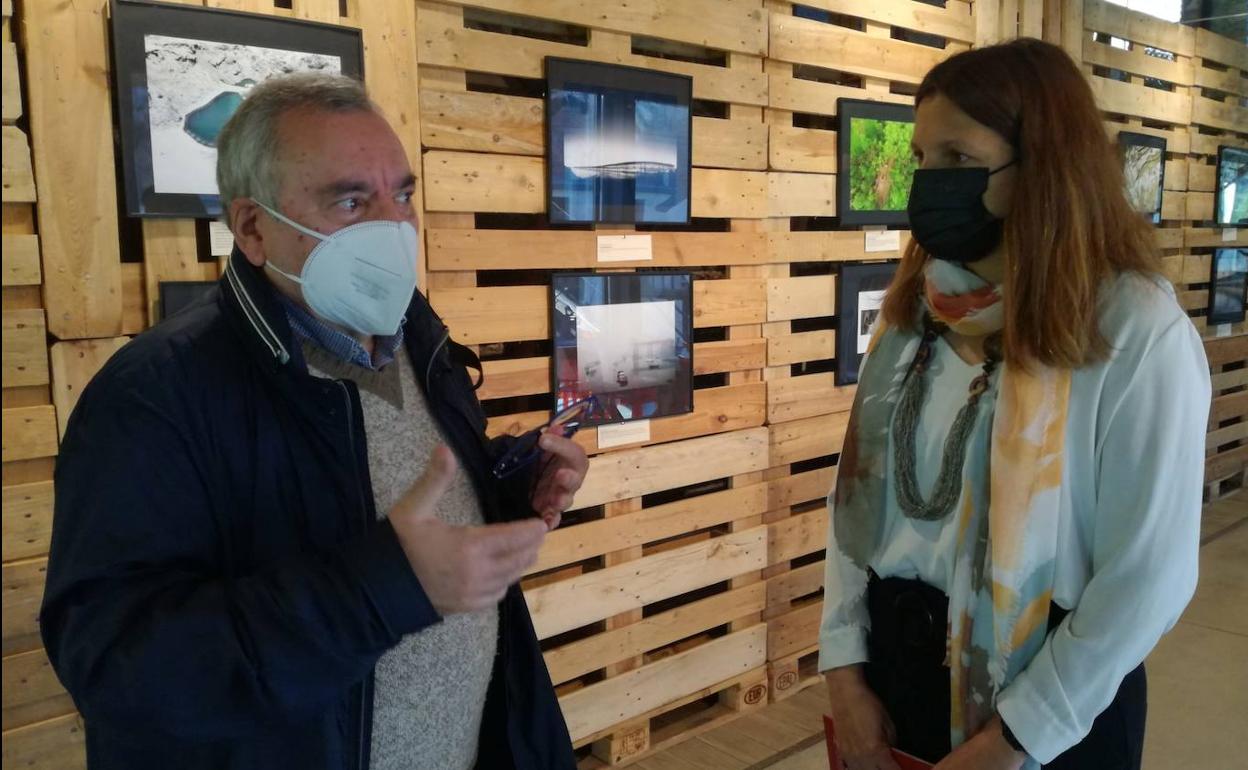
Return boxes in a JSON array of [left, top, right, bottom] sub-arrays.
[[906, 160, 1016, 264]]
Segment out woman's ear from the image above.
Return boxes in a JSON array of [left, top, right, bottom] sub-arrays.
[[229, 199, 267, 267]]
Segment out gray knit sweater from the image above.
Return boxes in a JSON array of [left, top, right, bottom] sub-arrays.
[[302, 344, 498, 770]]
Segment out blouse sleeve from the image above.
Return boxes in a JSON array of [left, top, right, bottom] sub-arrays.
[[817, 486, 872, 672], [996, 317, 1211, 763]]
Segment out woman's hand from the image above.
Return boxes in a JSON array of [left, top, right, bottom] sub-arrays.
[[825, 666, 902, 770], [932, 717, 1026, 770]]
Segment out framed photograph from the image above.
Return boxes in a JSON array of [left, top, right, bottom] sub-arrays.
[[836, 262, 898, 385], [1215, 145, 1248, 226], [545, 58, 692, 225], [110, 0, 364, 218], [1118, 131, 1166, 224], [551, 272, 693, 426], [159, 280, 217, 321], [1207, 248, 1247, 326], [836, 99, 918, 227]]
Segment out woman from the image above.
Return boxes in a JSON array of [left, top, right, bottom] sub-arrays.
[[820, 39, 1210, 770]]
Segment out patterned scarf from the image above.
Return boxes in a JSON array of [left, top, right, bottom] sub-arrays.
[[833, 259, 1070, 766]]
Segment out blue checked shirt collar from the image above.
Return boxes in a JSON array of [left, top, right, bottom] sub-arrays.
[[276, 293, 404, 371]]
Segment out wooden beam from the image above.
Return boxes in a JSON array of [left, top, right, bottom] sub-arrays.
[[49, 338, 129, 438], [1, 480, 54, 562]]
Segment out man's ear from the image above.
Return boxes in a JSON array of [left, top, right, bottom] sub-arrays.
[[229, 199, 267, 268]]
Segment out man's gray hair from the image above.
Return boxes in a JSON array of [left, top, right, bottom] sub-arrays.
[[216, 72, 375, 223]]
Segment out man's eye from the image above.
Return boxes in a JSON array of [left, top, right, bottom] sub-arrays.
[[397, 190, 415, 205], [337, 198, 361, 212]]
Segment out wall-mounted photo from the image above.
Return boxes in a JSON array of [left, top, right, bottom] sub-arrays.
[[111, 0, 363, 218], [836, 262, 898, 385], [545, 58, 692, 225], [1207, 248, 1247, 326], [1215, 145, 1248, 226], [551, 272, 693, 425], [1118, 131, 1166, 224], [837, 99, 917, 227], [159, 280, 217, 321]]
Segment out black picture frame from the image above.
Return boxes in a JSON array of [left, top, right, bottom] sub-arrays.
[[545, 58, 692, 225], [550, 271, 694, 426], [836, 99, 917, 227], [1118, 131, 1166, 224], [836, 262, 898, 385], [110, 0, 364, 219], [158, 280, 218, 321], [1207, 248, 1247, 326], [1215, 145, 1248, 226]]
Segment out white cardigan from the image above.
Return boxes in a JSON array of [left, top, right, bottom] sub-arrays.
[[818, 273, 1212, 763]]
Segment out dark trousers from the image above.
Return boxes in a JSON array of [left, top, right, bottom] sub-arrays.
[[864, 573, 1147, 768]]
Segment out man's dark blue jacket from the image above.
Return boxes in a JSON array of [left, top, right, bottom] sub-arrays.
[[39, 250, 576, 770]]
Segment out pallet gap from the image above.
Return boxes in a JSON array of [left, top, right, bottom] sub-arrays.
[[630, 36, 727, 68], [463, 7, 589, 47]]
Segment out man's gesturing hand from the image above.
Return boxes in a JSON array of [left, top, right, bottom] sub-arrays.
[[389, 445, 548, 615]]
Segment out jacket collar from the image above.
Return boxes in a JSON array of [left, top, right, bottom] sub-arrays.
[[221, 248, 296, 368]]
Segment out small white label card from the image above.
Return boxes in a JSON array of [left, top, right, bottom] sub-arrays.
[[597, 419, 651, 449], [208, 221, 236, 256], [597, 234, 653, 263], [1216, 323, 1233, 338], [864, 229, 901, 253], [1223, 228, 1239, 242]]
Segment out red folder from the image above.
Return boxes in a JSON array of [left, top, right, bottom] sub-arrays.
[[824, 715, 934, 770]]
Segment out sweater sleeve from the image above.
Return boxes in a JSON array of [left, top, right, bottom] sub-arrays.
[[996, 318, 1211, 763]]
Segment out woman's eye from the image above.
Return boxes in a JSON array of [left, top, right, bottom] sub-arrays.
[[955, 152, 973, 164]]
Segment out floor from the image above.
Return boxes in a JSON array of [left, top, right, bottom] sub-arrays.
[[637, 490, 1248, 770]]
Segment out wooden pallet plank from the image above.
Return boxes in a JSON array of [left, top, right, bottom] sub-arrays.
[[535, 481, 768, 573], [769, 125, 837, 174], [416, 2, 767, 106], [23, 0, 124, 338], [142, 220, 201, 327], [768, 171, 837, 218], [1, 233, 40, 286], [769, 13, 948, 85], [49, 338, 129, 438], [768, 71, 912, 119], [1, 406, 57, 463], [291, 0, 338, 23], [766, 275, 835, 322], [770, 508, 828, 565], [2, 42, 19, 124], [789, 0, 974, 43], [572, 427, 769, 509], [1087, 76, 1192, 125], [692, 117, 768, 171], [1186, 227, 1248, 249], [1190, 96, 1248, 134], [1084, 0, 1195, 57], [428, 229, 770, 270], [1193, 64, 1246, 97], [770, 231, 909, 262], [1104, 121, 1191, 154], [3, 309, 49, 388], [767, 600, 822, 661], [1, 125, 35, 202], [768, 330, 835, 367], [767, 373, 856, 423], [2, 557, 47, 655], [559, 624, 767, 743], [769, 411, 849, 467], [1193, 27, 1248, 74], [769, 467, 836, 512], [1, 480, 53, 562], [0, 712, 86, 770], [1083, 38, 1193, 85], [2, 647, 73, 731], [766, 560, 825, 608], [525, 526, 767, 639]]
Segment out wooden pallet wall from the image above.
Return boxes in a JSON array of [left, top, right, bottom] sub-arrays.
[[1080, 0, 1248, 500]]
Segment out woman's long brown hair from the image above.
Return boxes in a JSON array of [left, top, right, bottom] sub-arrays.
[[880, 38, 1161, 368]]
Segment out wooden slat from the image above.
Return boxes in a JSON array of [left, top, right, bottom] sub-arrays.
[[768, 374, 856, 423], [768, 330, 835, 366], [692, 117, 768, 171], [1190, 95, 1248, 134], [1, 233, 40, 286], [49, 338, 129, 438], [543, 582, 767, 686], [790, 0, 975, 43], [525, 526, 767, 639], [766, 276, 835, 322], [1194, 63, 1247, 97], [2, 647, 73, 731], [1194, 27, 1248, 73], [2, 42, 20, 124], [437, 0, 767, 55], [291, 0, 338, 23], [1084, 0, 1195, 57], [770, 231, 909, 262], [572, 427, 769, 509], [768, 71, 913, 118], [1, 480, 53, 562], [770, 508, 828, 565], [766, 560, 824, 608], [2, 309, 49, 388], [769, 411, 850, 467], [0, 712, 86, 770], [1185, 192, 1213, 222], [768, 171, 837, 218], [1, 406, 57, 463], [1104, 121, 1191, 154], [1205, 334, 1248, 367], [694, 278, 767, 327], [1164, 159, 1188, 192], [769, 125, 837, 174], [1088, 76, 1192, 125], [535, 481, 768, 573], [416, 2, 768, 106], [2, 557, 47, 655], [1, 125, 35, 202], [693, 169, 768, 219], [1083, 38, 1193, 85], [558, 624, 767, 743], [142, 220, 201, 326], [767, 600, 822, 661], [1206, 443, 1248, 481], [769, 13, 948, 85], [1186, 227, 1248, 249], [24, 0, 123, 338], [428, 229, 769, 271]]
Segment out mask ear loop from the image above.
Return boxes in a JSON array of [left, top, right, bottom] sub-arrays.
[[252, 200, 329, 242], [988, 158, 1018, 176]]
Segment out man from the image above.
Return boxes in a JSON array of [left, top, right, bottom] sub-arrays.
[[40, 73, 587, 770]]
